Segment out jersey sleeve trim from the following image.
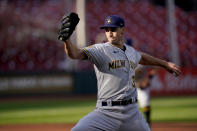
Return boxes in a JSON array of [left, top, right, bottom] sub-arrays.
[[82, 48, 91, 58]]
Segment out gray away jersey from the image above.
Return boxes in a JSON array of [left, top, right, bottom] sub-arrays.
[[82, 42, 141, 101]]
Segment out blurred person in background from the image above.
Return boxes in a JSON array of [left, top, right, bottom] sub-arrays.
[[135, 65, 157, 127]]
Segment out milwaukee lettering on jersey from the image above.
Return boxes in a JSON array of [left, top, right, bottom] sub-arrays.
[[108, 60, 125, 70], [108, 60, 136, 70]]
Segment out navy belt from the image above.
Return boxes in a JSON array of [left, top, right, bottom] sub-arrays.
[[102, 98, 138, 106]]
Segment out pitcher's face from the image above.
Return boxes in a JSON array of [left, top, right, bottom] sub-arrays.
[[105, 27, 124, 45]]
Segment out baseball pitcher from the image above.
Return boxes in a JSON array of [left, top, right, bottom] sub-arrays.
[[58, 12, 181, 131]]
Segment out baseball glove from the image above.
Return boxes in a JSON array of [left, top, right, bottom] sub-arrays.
[[58, 12, 80, 42]]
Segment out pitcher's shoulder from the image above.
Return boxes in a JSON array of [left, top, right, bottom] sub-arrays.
[[93, 42, 110, 49]]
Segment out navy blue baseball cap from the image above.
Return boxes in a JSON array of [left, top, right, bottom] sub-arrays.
[[100, 15, 125, 29]]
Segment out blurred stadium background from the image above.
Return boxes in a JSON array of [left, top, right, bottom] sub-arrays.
[[0, 0, 196, 96], [0, 0, 197, 130]]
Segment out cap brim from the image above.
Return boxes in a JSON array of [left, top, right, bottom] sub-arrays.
[[100, 25, 120, 29]]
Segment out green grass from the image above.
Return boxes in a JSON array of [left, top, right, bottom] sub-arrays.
[[0, 96, 197, 125], [151, 96, 197, 122], [0, 99, 96, 125]]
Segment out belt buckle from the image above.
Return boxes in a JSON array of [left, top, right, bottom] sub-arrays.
[[107, 100, 112, 106], [119, 101, 122, 105]]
